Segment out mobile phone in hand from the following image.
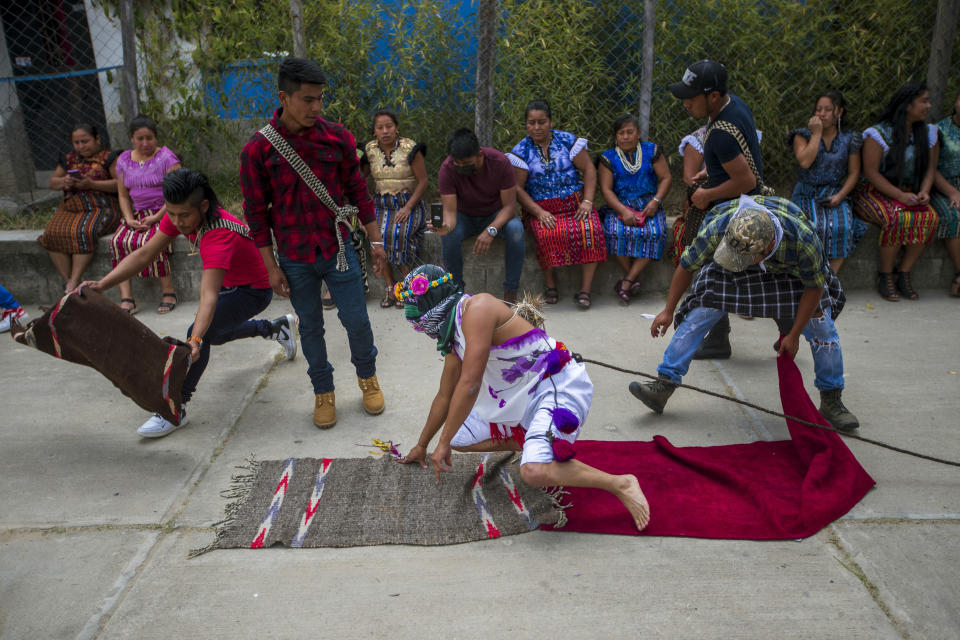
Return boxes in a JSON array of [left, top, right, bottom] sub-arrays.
[[430, 203, 443, 229], [67, 169, 81, 178]]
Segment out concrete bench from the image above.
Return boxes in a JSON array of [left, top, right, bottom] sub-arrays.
[[1, 221, 954, 305]]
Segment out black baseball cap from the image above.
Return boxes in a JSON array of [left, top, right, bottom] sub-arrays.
[[669, 60, 727, 99]]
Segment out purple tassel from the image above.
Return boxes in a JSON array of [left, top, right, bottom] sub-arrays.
[[550, 407, 580, 434], [543, 349, 570, 376]]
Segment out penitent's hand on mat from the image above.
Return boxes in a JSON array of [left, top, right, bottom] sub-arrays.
[[430, 442, 453, 482], [399, 444, 428, 468]]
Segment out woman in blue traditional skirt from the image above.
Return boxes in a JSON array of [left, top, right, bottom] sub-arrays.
[[597, 114, 671, 305], [362, 109, 428, 308], [788, 91, 866, 274], [932, 89, 960, 297]]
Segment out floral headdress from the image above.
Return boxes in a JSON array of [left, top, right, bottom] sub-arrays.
[[393, 271, 453, 304], [397, 265, 464, 355]]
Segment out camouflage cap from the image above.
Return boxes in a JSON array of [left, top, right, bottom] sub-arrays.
[[713, 207, 775, 272]]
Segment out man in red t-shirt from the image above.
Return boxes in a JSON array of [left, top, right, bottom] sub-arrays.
[[437, 129, 524, 304], [80, 169, 297, 438]]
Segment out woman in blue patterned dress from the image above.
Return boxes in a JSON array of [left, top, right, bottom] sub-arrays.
[[507, 100, 606, 310], [932, 90, 960, 297], [788, 91, 866, 274], [597, 114, 671, 304]]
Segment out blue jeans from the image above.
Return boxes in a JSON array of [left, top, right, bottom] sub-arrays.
[[440, 212, 525, 291], [279, 242, 377, 394], [182, 286, 273, 402], [0, 284, 19, 309], [657, 306, 845, 391]]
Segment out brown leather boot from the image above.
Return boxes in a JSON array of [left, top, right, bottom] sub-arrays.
[[313, 392, 336, 429], [358, 374, 385, 415]]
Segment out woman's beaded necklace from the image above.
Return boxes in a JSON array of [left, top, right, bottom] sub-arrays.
[[616, 145, 643, 174]]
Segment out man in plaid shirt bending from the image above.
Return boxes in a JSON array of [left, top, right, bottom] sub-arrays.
[[629, 195, 859, 431], [240, 57, 387, 429]]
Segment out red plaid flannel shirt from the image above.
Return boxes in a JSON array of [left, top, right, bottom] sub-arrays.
[[240, 109, 375, 262]]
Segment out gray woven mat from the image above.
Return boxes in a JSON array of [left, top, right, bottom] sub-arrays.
[[192, 453, 563, 555]]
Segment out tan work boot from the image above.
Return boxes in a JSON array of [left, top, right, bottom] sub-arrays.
[[313, 391, 336, 429], [358, 374, 385, 415]]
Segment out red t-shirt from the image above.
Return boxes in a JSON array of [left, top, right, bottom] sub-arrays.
[[438, 147, 516, 217], [159, 209, 270, 289]]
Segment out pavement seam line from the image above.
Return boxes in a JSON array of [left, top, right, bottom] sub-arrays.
[[711, 360, 774, 442], [78, 351, 282, 637], [839, 515, 960, 523], [0, 524, 162, 542], [0, 524, 215, 541], [827, 525, 912, 640], [76, 530, 160, 640], [161, 349, 283, 527]]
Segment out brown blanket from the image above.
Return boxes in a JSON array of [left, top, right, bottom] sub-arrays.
[[10, 289, 191, 424]]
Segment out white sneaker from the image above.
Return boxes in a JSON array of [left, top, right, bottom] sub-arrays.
[[137, 405, 189, 438], [267, 313, 298, 361], [0, 307, 28, 332]]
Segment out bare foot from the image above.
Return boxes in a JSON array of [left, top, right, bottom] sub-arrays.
[[64, 280, 79, 293], [616, 474, 650, 532]]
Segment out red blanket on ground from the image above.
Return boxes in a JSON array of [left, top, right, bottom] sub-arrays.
[[552, 355, 875, 539]]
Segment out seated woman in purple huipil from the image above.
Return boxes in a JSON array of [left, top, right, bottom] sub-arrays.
[[109, 114, 181, 314]]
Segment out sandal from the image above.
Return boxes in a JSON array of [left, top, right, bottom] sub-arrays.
[[876, 272, 899, 302], [574, 290, 592, 310], [950, 271, 960, 298], [614, 279, 632, 305], [380, 285, 395, 308], [896, 270, 919, 300], [543, 287, 559, 305], [157, 293, 177, 314], [120, 297, 138, 315], [629, 279, 643, 298]]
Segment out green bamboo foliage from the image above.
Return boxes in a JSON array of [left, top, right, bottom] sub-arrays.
[[652, 0, 948, 188], [495, 0, 640, 155], [126, 0, 959, 199]]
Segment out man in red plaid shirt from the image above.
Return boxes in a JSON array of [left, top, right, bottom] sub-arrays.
[[240, 57, 387, 429]]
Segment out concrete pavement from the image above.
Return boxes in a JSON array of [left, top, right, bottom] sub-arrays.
[[1, 289, 958, 639]]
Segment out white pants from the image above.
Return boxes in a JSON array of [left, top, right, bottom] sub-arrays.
[[451, 361, 593, 464]]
